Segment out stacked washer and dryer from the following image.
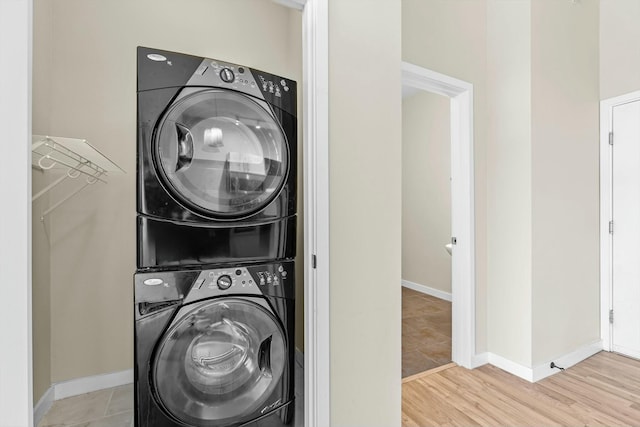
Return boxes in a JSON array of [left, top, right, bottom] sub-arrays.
[[134, 47, 297, 427]]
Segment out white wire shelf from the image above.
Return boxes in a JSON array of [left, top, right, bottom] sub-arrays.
[[32, 135, 125, 219]]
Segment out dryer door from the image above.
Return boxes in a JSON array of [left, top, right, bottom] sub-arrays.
[[154, 89, 289, 220], [152, 298, 286, 426]]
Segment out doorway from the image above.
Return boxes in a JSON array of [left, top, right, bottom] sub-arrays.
[[401, 89, 453, 378], [400, 62, 476, 371], [600, 91, 640, 359]]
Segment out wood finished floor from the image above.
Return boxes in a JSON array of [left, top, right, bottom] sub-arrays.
[[402, 287, 452, 378], [402, 351, 640, 426]]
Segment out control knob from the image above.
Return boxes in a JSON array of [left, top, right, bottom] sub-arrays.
[[220, 68, 235, 83], [217, 274, 232, 290]]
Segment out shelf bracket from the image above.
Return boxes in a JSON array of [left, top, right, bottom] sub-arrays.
[[31, 135, 124, 219]]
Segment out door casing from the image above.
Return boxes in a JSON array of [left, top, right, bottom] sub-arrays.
[[600, 90, 640, 353], [401, 62, 477, 368]]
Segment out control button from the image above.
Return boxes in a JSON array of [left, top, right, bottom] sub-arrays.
[[147, 53, 167, 62], [281, 271, 287, 278], [235, 269, 242, 276], [220, 68, 235, 83], [259, 276, 266, 285], [278, 266, 284, 272], [238, 67, 245, 74], [266, 274, 273, 284], [143, 278, 163, 286], [217, 274, 232, 290], [284, 86, 290, 92]]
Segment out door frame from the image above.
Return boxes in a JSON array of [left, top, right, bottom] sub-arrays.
[[0, 0, 34, 424], [272, 0, 330, 424], [600, 90, 640, 351], [401, 62, 477, 368], [298, 0, 330, 425]]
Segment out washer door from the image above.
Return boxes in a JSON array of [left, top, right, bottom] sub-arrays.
[[152, 298, 286, 426], [154, 89, 289, 220]]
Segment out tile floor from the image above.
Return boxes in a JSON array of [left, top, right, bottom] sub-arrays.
[[38, 384, 133, 427], [401, 287, 452, 378], [39, 358, 304, 427]]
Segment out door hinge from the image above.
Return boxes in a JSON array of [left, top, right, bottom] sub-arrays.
[[609, 221, 614, 234], [609, 309, 614, 324], [312, 254, 317, 269], [609, 131, 614, 145]]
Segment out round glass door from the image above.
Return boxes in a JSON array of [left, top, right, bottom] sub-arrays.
[[154, 89, 289, 219], [153, 298, 286, 426]]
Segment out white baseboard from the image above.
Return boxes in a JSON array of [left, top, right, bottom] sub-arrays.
[[471, 352, 489, 368], [486, 353, 534, 382], [532, 340, 603, 382], [402, 279, 452, 302], [33, 385, 55, 427], [54, 369, 133, 400], [480, 340, 604, 383]]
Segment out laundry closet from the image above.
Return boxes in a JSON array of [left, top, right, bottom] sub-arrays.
[[31, 1, 304, 425]]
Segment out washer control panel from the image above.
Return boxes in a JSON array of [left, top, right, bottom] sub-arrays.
[[183, 261, 294, 303]]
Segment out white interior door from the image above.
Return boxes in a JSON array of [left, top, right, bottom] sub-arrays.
[[612, 99, 640, 359]]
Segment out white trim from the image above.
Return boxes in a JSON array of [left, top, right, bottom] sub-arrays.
[[402, 62, 476, 369], [0, 0, 33, 425], [272, 0, 306, 10], [471, 352, 489, 368], [301, 0, 330, 426], [487, 353, 534, 382], [600, 90, 640, 352], [54, 369, 133, 400], [531, 340, 603, 382], [480, 341, 603, 383], [401, 279, 452, 302], [33, 386, 54, 427]]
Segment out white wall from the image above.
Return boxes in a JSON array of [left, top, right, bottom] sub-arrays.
[[600, 0, 640, 99], [0, 0, 33, 424], [402, 0, 488, 353], [402, 91, 451, 293], [485, 0, 600, 370], [329, 0, 402, 425], [486, 0, 533, 368], [531, 0, 600, 365], [32, 0, 302, 384], [403, 0, 601, 371]]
